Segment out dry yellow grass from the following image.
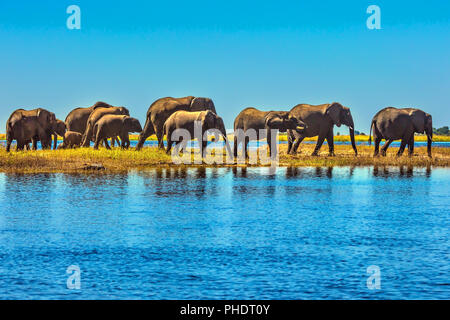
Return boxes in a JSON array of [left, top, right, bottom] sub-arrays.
[[0, 142, 448, 173]]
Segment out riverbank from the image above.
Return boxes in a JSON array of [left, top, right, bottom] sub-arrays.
[[0, 143, 448, 173], [1, 134, 449, 142]]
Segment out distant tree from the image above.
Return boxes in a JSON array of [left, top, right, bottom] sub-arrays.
[[434, 126, 449, 135]]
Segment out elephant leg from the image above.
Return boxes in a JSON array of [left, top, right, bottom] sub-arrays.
[[6, 138, 12, 152], [93, 138, 101, 150], [312, 134, 326, 156], [291, 135, 305, 155], [53, 134, 58, 150], [202, 140, 208, 158], [244, 136, 250, 159], [156, 126, 165, 149], [120, 135, 129, 149], [326, 129, 335, 157], [408, 135, 415, 157], [32, 138, 38, 151], [267, 130, 277, 160], [373, 136, 382, 157], [233, 135, 238, 158], [104, 139, 111, 150], [166, 129, 173, 154], [287, 130, 293, 154], [397, 137, 408, 157], [381, 139, 393, 156]]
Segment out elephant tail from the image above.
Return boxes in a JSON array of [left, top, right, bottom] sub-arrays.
[[368, 120, 375, 145]]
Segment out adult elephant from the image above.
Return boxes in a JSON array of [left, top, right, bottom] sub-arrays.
[[233, 107, 306, 159], [136, 96, 217, 150], [5, 113, 51, 152], [368, 107, 433, 157], [164, 110, 232, 157], [93, 115, 142, 150], [65, 101, 114, 134], [287, 103, 357, 156], [6, 107, 56, 151], [81, 106, 130, 147]]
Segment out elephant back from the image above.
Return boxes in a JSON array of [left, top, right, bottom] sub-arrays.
[[190, 97, 216, 113]]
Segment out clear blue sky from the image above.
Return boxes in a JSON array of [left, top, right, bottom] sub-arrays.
[[1, 0, 449, 133]]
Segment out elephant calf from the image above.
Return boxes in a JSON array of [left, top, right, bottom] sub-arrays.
[[57, 131, 83, 149], [81, 106, 130, 147], [233, 107, 306, 159], [93, 115, 142, 150]]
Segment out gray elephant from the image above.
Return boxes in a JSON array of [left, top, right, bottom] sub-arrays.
[[65, 101, 114, 134], [233, 107, 306, 159], [57, 131, 83, 149], [52, 119, 67, 149], [6, 108, 56, 152], [164, 110, 232, 157], [6, 113, 51, 151], [136, 96, 217, 150], [369, 107, 433, 157], [93, 115, 142, 150], [81, 106, 130, 147], [287, 102, 357, 156]]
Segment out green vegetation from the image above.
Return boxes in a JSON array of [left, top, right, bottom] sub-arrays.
[[434, 126, 449, 136]]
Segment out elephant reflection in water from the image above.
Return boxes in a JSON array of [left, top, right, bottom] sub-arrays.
[[286, 166, 355, 179], [232, 167, 248, 178], [372, 165, 431, 178], [315, 167, 333, 178]]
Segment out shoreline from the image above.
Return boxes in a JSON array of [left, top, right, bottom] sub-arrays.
[[0, 144, 448, 173]]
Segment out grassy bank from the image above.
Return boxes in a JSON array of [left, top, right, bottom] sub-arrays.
[[1, 134, 449, 142], [0, 143, 448, 173]]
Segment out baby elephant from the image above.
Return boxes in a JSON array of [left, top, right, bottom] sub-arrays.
[[93, 115, 142, 150], [58, 131, 83, 149]]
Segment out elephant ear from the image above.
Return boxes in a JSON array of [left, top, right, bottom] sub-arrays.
[[325, 103, 343, 127], [191, 97, 216, 112], [216, 116, 225, 132], [190, 97, 206, 111], [123, 116, 131, 127], [36, 108, 46, 122], [265, 112, 283, 129], [408, 109, 425, 133]]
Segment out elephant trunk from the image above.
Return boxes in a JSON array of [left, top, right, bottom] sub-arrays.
[[427, 130, 433, 158], [223, 134, 233, 160], [218, 127, 233, 160], [349, 120, 357, 156], [136, 119, 155, 151]]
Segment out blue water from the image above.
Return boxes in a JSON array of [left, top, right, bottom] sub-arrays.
[[0, 167, 448, 299]]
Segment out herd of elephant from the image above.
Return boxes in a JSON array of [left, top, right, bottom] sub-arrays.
[[5, 96, 434, 158]]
